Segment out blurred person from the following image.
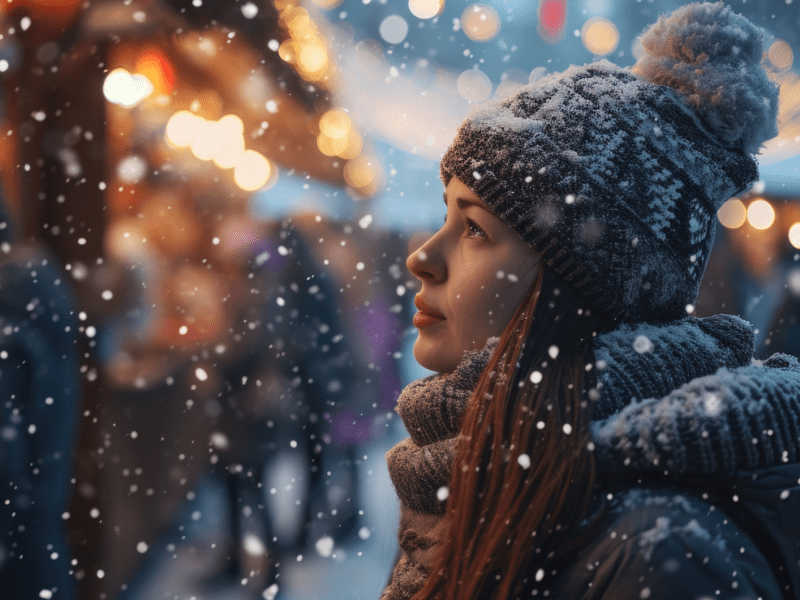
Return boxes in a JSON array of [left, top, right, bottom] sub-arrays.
[[0, 200, 80, 598], [382, 4, 800, 600], [118, 217, 365, 600]]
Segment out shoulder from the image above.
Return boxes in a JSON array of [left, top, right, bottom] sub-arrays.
[[548, 486, 783, 600]]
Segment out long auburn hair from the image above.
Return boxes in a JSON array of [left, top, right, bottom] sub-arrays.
[[414, 265, 605, 600]]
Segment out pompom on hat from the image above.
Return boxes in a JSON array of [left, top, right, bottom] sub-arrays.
[[440, 2, 779, 323]]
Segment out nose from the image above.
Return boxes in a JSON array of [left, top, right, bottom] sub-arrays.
[[406, 231, 446, 283]]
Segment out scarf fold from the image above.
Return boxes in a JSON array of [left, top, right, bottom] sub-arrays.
[[386, 338, 498, 516]]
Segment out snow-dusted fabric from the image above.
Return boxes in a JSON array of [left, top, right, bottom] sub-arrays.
[[591, 312, 754, 420], [440, 2, 778, 323], [382, 316, 800, 599], [632, 2, 778, 154], [593, 351, 800, 476]]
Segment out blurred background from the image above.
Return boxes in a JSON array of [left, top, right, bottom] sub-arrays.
[[0, 0, 797, 599]]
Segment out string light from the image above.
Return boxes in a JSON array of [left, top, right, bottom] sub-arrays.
[[103, 68, 154, 108], [275, 2, 334, 82], [234, 150, 272, 191]]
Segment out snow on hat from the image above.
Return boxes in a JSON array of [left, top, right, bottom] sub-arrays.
[[440, 2, 779, 323]]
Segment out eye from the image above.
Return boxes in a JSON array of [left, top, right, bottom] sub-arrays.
[[465, 218, 487, 239]]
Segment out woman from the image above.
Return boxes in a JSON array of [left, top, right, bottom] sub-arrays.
[[382, 3, 800, 600]]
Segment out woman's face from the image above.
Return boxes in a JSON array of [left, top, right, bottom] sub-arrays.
[[407, 176, 542, 374]]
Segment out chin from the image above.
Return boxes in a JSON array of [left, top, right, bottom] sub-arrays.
[[413, 334, 459, 374]]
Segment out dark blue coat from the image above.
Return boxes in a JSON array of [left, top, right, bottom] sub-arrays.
[[547, 316, 800, 600]]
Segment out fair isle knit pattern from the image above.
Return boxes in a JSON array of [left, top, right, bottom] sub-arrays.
[[381, 316, 800, 599], [440, 3, 778, 323]]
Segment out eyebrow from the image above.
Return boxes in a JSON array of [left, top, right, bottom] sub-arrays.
[[442, 192, 493, 214]]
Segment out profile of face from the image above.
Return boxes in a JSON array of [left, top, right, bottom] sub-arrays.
[[407, 176, 542, 374]]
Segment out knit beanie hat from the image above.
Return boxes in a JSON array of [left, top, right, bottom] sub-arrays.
[[440, 2, 779, 323]]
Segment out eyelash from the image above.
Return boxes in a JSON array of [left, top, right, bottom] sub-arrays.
[[443, 214, 487, 239]]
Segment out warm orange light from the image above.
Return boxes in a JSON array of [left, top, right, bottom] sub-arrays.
[[337, 130, 363, 160], [717, 198, 747, 229], [747, 199, 776, 230], [234, 150, 272, 191], [768, 39, 794, 71], [213, 115, 246, 169], [344, 155, 378, 189], [461, 4, 501, 42], [135, 50, 175, 97], [165, 110, 203, 148], [319, 109, 351, 139], [298, 44, 328, 75], [409, 0, 444, 19], [789, 223, 800, 249], [581, 18, 619, 56], [310, 0, 344, 8]]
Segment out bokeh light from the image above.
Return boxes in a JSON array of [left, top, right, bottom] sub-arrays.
[[103, 68, 154, 108], [717, 198, 747, 229], [165, 110, 202, 148], [106, 219, 148, 261], [191, 119, 222, 161], [461, 4, 501, 42], [457, 68, 492, 102], [338, 131, 363, 160], [310, 0, 344, 8], [212, 115, 246, 169], [317, 133, 337, 157], [538, 0, 567, 42], [790, 223, 800, 249], [297, 44, 328, 74], [409, 0, 444, 19], [134, 50, 175, 97], [275, 4, 335, 82], [379, 15, 409, 45], [581, 17, 619, 56], [319, 109, 352, 139], [234, 150, 271, 191], [768, 39, 794, 71], [116, 155, 148, 184], [344, 155, 378, 189], [747, 199, 775, 230]]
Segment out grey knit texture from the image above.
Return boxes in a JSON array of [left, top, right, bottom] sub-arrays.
[[592, 352, 800, 476], [591, 313, 754, 420], [382, 339, 498, 600], [440, 3, 778, 323], [387, 337, 498, 515]]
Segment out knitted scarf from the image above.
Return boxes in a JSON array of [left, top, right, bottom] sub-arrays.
[[381, 314, 798, 600]]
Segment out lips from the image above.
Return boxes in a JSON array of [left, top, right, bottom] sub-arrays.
[[413, 295, 445, 328]]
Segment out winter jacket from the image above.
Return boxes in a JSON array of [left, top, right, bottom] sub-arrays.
[[381, 314, 800, 600]]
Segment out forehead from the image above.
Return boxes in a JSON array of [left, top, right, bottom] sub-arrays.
[[443, 178, 489, 211]]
